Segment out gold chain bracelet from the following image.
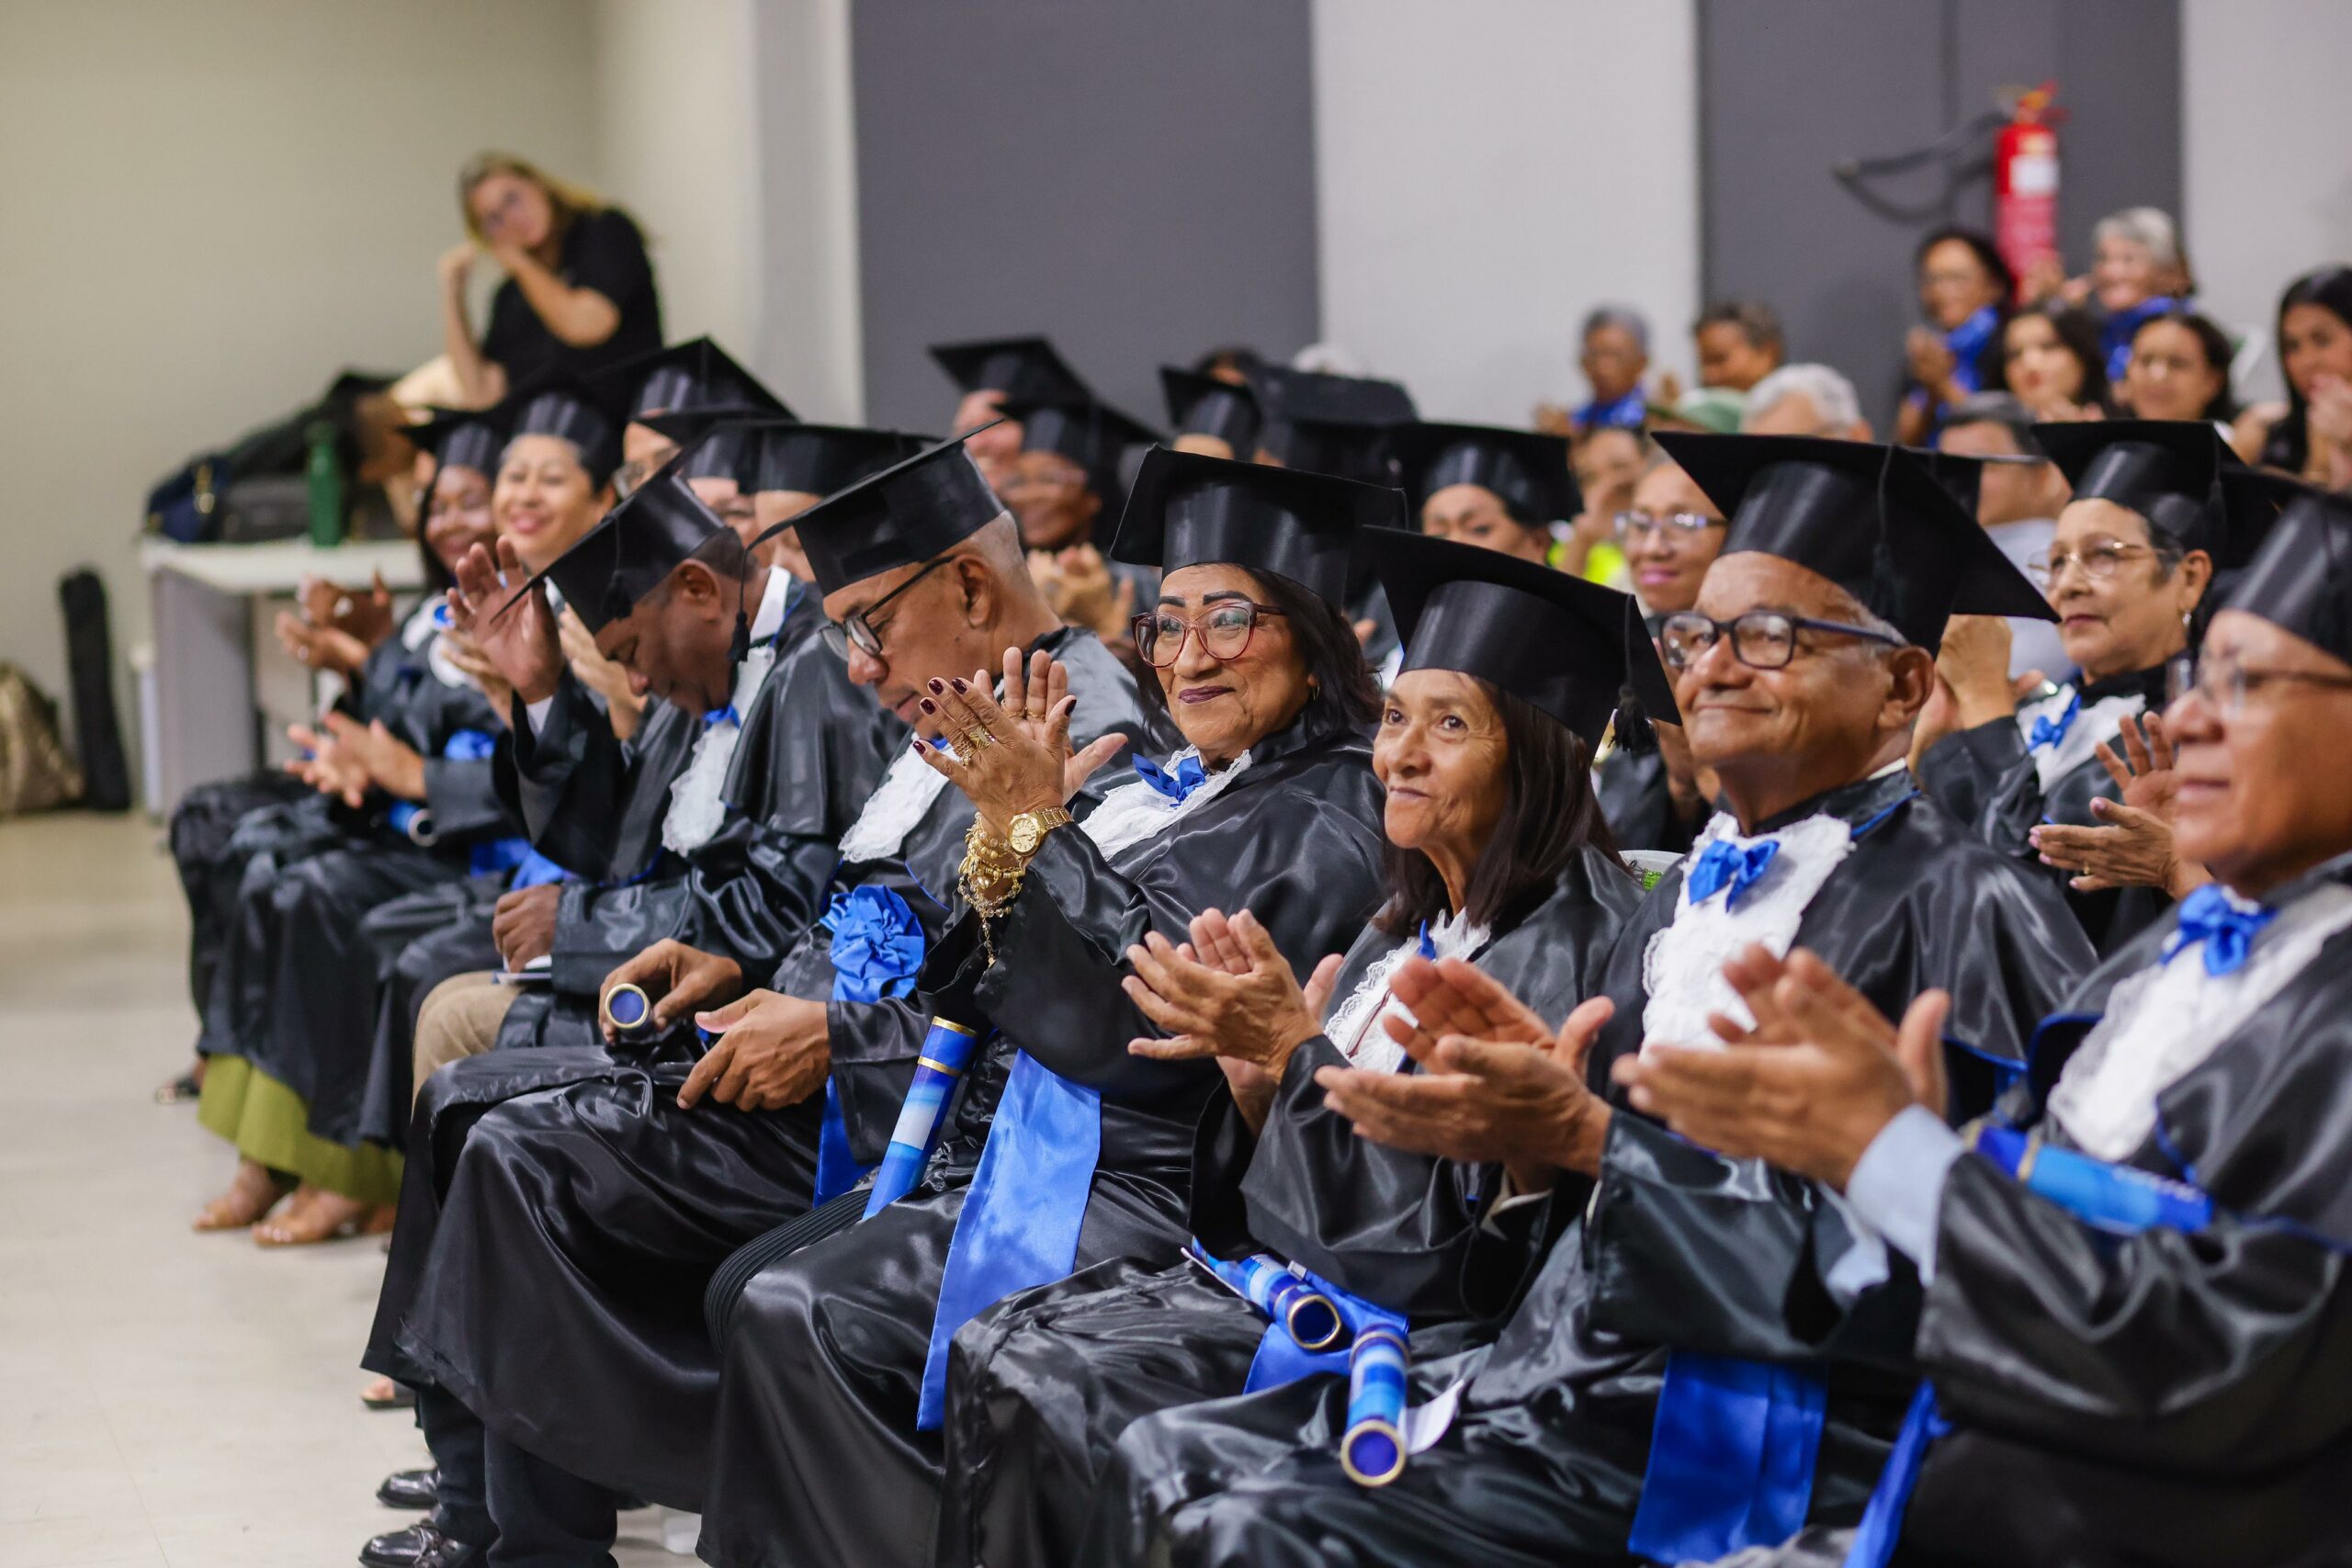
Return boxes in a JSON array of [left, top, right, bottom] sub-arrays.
[[957, 818, 1032, 966]]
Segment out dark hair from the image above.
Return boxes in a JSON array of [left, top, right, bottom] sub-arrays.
[[2132, 309, 2239, 421], [1191, 344, 1263, 379], [1941, 390, 2039, 453], [1692, 299, 1784, 353], [2262, 266, 2352, 472], [1997, 303, 2112, 412], [1373, 681, 1624, 939], [1916, 225, 2018, 301], [1253, 570, 1380, 740]]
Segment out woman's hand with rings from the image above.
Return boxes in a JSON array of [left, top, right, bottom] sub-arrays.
[[910, 647, 1126, 837]]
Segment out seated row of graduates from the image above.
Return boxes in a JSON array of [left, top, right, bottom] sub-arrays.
[[175, 336, 2352, 1567]]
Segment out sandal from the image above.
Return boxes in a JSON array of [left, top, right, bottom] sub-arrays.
[[193, 1161, 291, 1232], [362, 1376, 417, 1412], [154, 1060, 206, 1103], [254, 1190, 395, 1247]]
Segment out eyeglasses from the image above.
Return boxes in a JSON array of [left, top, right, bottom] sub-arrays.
[[1613, 509, 1721, 542], [1657, 609, 1904, 671], [2167, 652, 2352, 715], [823, 556, 951, 660], [1131, 601, 1285, 668], [2027, 539, 2160, 589]]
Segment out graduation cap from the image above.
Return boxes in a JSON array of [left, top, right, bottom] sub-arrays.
[[521, 453, 732, 636], [763, 424, 1008, 597], [404, 410, 503, 479], [1245, 366, 1417, 484], [1655, 433, 2053, 652], [1110, 446, 1405, 606], [1907, 446, 2046, 518], [639, 409, 758, 485], [488, 374, 626, 487], [1386, 423, 1579, 526], [599, 336, 793, 423], [928, 335, 1092, 404], [1159, 367, 1262, 457], [740, 421, 929, 502], [1368, 530, 1677, 743], [2223, 477, 2352, 665], [1001, 396, 1163, 499], [2031, 420, 2230, 556]]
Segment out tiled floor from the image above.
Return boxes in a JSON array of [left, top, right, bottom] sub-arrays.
[[0, 813, 678, 1566]]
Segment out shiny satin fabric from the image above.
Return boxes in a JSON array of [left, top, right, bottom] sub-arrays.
[[938, 851, 1640, 1568], [1083, 772, 2093, 1566], [1593, 747, 1698, 856], [697, 722, 1387, 1568], [173, 780, 336, 1038], [502, 679, 698, 885], [1918, 665, 2173, 955], [356, 886, 503, 1148]]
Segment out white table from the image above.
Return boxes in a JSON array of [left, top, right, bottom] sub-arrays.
[[141, 537, 425, 815]]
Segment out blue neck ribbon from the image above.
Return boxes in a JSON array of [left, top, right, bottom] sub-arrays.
[[1577, 389, 1648, 430], [703, 704, 741, 730], [811, 886, 927, 1204], [2163, 884, 2278, 977], [1943, 304, 2001, 397], [1133, 752, 1209, 803], [2027, 691, 2081, 750], [1686, 836, 1781, 909], [1841, 1123, 2216, 1568], [916, 1051, 1101, 1429]]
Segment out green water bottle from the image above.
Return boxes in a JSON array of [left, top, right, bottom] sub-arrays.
[[305, 419, 346, 547]]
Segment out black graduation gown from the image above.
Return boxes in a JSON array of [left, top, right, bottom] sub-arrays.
[[1738, 859, 2352, 1568], [492, 592, 900, 1051], [937, 848, 1644, 1568], [1594, 748, 1702, 856], [357, 629, 1149, 1516], [1918, 665, 2172, 955], [695, 720, 1389, 1568], [1080, 771, 2093, 1568], [350, 696, 702, 1148]]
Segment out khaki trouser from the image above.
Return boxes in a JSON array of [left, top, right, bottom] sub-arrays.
[[411, 971, 524, 1104]]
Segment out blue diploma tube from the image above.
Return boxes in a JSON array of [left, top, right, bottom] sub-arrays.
[[1189, 1247, 1349, 1352], [1340, 1325, 1409, 1487], [601, 981, 654, 1037], [861, 1018, 982, 1218]]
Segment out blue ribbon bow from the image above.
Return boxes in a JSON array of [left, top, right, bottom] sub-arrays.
[[1133, 752, 1209, 803], [1686, 837, 1781, 910], [2027, 692, 2081, 750], [703, 704, 741, 730], [1416, 922, 1436, 960], [810, 886, 928, 1204], [2164, 884, 2278, 977]]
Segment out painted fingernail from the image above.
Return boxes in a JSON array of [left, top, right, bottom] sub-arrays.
[[950, 678, 969, 693], [927, 678, 944, 694], [919, 698, 936, 714]]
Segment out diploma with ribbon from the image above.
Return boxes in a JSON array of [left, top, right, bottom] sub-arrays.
[[1185, 1244, 1349, 1358], [861, 1016, 985, 1218], [1840, 1122, 2220, 1568], [1341, 1325, 1411, 1488]]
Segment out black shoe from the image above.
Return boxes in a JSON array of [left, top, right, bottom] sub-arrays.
[[359, 1519, 483, 1568], [376, 1466, 438, 1510]]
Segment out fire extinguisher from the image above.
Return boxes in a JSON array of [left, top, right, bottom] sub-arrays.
[[1994, 83, 2062, 298]]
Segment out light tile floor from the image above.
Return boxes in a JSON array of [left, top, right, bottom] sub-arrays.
[[0, 813, 676, 1566]]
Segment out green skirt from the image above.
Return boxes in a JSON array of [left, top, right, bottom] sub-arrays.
[[198, 1055, 403, 1205]]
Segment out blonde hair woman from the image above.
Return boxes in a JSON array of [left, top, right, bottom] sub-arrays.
[[438, 152, 662, 406]]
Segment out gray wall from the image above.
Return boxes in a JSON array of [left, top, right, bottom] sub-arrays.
[[848, 0, 1321, 434], [1698, 0, 2181, 423]]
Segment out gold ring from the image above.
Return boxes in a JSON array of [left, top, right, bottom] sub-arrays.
[[966, 726, 997, 750]]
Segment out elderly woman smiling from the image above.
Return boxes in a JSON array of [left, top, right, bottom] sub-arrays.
[[926, 531, 1672, 1568], [693, 448, 1394, 1568]]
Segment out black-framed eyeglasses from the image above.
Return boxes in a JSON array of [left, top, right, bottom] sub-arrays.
[[2167, 651, 2352, 715], [1612, 509, 1721, 541], [1657, 609, 1904, 671], [1131, 601, 1286, 668], [822, 556, 952, 660]]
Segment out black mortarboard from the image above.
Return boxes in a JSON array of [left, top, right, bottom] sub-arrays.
[[490, 374, 626, 488], [1001, 396, 1164, 500], [1656, 433, 2053, 652], [1110, 446, 1404, 606], [1386, 423, 1579, 525], [739, 421, 929, 501], [599, 336, 792, 423], [1159, 367, 1262, 456], [526, 454, 729, 635], [928, 335, 1092, 403], [2032, 420, 2229, 555], [1908, 446, 2044, 518], [1369, 530, 1677, 741], [2223, 477, 2352, 664], [404, 410, 503, 479], [766, 425, 1008, 597], [1245, 367, 1417, 484]]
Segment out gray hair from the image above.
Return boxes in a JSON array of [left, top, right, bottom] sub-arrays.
[[2093, 207, 2182, 270], [1581, 305, 1650, 352], [1941, 391, 2039, 453], [1742, 363, 1861, 432]]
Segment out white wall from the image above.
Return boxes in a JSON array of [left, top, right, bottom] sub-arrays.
[[2182, 0, 2352, 401], [0, 0, 600, 705], [1309, 0, 1700, 426]]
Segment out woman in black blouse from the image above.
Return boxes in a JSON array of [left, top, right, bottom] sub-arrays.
[[438, 152, 662, 405]]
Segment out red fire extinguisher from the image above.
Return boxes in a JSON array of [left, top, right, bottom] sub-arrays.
[[1994, 84, 2061, 298]]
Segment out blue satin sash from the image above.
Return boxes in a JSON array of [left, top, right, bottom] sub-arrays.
[[915, 1051, 1100, 1429], [812, 886, 927, 1204], [1628, 1352, 1830, 1563]]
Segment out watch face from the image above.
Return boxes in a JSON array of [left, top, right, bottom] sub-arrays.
[[1010, 818, 1042, 854]]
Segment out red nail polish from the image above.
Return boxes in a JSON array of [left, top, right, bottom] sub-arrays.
[[920, 698, 936, 714], [927, 678, 944, 694], [951, 678, 968, 693]]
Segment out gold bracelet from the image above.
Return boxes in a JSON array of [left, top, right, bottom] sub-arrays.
[[958, 819, 1031, 965]]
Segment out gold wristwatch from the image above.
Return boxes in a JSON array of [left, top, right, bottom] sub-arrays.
[[1005, 806, 1072, 856]]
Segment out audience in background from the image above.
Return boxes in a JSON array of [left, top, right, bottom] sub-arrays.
[[2122, 308, 2238, 429], [2037, 205, 2194, 385], [1998, 301, 2113, 420], [1935, 391, 2074, 681], [2239, 265, 2352, 482], [1742, 361, 1869, 437], [1690, 299, 1785, 392], [1537, 304, 1653, 434], [1894, 225, 2016, 446]]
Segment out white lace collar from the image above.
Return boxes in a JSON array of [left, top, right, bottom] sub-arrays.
[[1080, 746, 1252, 860], [2016, 682, 2145, 794], [661, 569, 792, 855], [838, 743, 955, 865], [2048, 883, 2352, 1160], [1323, 908, 1489, 1074]]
